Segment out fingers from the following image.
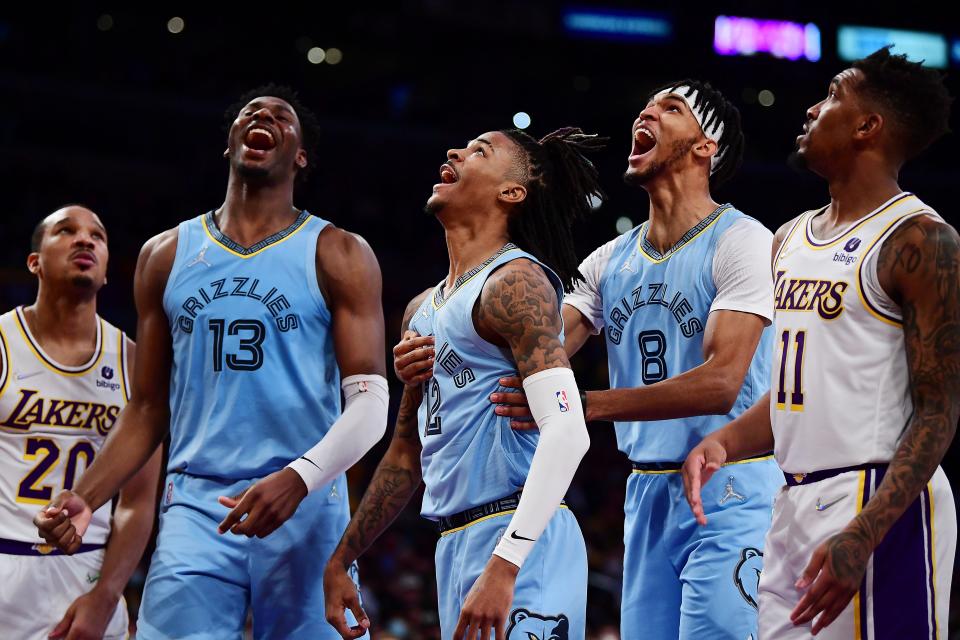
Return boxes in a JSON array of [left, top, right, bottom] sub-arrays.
[[453, 613, 469, 640], [810, 590, 849, 635], [49, 603, 75, 638], [685, 456, 707, 526], [509, 419, 538, 431], [498, 376, 522, 389], [217, 489, 253, 534], [495, 619, 505, 640], [481, 621, 491, 640], [392, 335, 434, 358], [796, 545, 826, 591], [791, 580, 835, 626], [347, 598, 371, 636]]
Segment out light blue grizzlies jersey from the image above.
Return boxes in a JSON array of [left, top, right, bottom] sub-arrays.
[[408, 245, 564, 519], [597, 206, 772, 462], [161, 211, 341, 480]]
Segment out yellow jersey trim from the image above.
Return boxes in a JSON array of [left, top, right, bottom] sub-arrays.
[[631, 454, 775, 474], [637, 206, 731, 265], [801, 193, 918, 250], [14, 308, 105, 377], [201, 212, 312, 259]]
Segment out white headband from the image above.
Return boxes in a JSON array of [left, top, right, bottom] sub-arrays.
[[654, 85, 726, 174]]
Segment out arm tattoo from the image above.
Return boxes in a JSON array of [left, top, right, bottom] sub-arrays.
[[476, 261, 570, 378], [337, 384, 423, 560], [838, 217, 960, 578]]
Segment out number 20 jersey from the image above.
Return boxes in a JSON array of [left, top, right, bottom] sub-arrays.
[[162, 211, 341, 481], [0, 308, 128, 545], [771, 193, 940, 474]]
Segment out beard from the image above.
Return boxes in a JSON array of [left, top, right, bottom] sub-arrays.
[[623, 136, 698, 187], [70, 274, 96, 289]]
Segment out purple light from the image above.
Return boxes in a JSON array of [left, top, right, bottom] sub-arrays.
[[714, 16, 820, 62]]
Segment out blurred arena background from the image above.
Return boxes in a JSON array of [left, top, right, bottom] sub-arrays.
[[1, 4, 957, 638]]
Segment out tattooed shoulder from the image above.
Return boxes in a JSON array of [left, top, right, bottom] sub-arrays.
[[876, 214, 960, 305], [475, 259, 569, 378]]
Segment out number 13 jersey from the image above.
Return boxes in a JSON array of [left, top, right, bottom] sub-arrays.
[[770, 193, 939, 474], [565, 205, 774, 463], [162, 211, 341, 481]]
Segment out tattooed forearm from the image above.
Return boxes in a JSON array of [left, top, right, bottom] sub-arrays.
[[475, 260, 570, 378], [330, 384, 424, 566], [847, 217, 960, 557]]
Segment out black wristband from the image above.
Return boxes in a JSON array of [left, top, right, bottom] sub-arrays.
[[579, 390, 588, 418]]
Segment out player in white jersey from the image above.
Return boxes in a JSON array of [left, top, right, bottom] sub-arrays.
[[0, 206, 161, 639], [682, 47, 957, 638]]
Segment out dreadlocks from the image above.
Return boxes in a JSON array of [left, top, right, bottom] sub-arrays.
[[500, 127, 608, 292], [224, 83, 323, 183], [648, 79, 745, 187], [852, 46, 953, 160]]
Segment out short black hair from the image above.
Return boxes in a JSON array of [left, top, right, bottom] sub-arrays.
[[852, 46, 953, 160], [500, 127, 607, 292], [647, 79, 745, 187], [224, 83, 322, 182], [30, 203, 92, 252]]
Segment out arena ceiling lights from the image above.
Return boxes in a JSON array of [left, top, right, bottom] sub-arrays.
[[713, 16, 821, 61], [838, 26, 948, 68], [562, 7, 673, 42]]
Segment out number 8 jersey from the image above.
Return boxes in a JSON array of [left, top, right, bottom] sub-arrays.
[[0, 308, 129, 545], [162, 211, 341, 482], [770, 193, 939, 474], [565, 204, 774, 463]]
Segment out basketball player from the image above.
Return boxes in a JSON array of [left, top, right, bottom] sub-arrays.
[[324, 128, 603, 639], [682, 47, 957, 638], [34, 86, 389, 639], [1, 205, 161, 639], [396, 80, 780, 639]]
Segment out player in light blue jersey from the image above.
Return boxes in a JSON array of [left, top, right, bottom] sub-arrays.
[[401, 80, 782, 639], [35, 85, 389, 639], [324, 127, 605, 640]]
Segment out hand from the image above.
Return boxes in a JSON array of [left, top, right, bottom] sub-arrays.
[[490, 376, 536, 430], [48, 587, 119, 640], [790, 529, 871, 635], [453, 555, 518, 640], [393, 331, 435, 386], [217, 468, 308, 538], [34, 490, 93, 554], [681, 439, 728, 526], [323, 559, 371, 639]]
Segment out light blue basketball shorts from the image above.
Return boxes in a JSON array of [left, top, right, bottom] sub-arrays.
[[435, 504, 587, 640], [621, 456, 783, 640], [137, 472, 362, 640]]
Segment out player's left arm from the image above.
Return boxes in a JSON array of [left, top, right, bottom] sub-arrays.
[[454, 259, 590, 640], [218, 227, 388, 539], [51, 338, 164, 640], [791, 215, 960, 634]]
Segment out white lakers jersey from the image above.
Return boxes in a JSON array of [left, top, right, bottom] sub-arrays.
[[771, 193, 939, 473], [0, 307, 129, 545]]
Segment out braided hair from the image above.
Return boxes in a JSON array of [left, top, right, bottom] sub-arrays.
[[500, 127, 607, 292], [649, 79, 745, 187]]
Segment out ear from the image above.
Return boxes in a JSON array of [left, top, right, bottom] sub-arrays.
[[295, 148, 308, 170], [511, 609, 528, 624], [26, 252, 40, 275], [692, 137, 718, 162], [223, 147, 230, 158], [498, 182, 527, 206], [854, 112, 883, 142]]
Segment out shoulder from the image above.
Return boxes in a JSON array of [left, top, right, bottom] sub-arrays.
[[480, 258, 559, 311], [316, 224, 380, 273], [770, 213, 808, 257], [136, 227, 180, 287], [877, 214, 959, 281], [402, 287, 434, 332]]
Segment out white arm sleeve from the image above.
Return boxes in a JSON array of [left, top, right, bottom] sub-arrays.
[[563, 236, 620, 334], [492, 368, 589, 568], [709, 218, 775, 324], [286, 374, 389, 493]]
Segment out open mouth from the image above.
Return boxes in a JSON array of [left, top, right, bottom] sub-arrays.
[[439, 163, 458, 184], [244, 126, 277, 152], [631, 126, 657, 157]]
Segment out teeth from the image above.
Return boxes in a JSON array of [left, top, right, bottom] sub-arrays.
[[635, 128, 655, 142], [248, 127, 274, 141]]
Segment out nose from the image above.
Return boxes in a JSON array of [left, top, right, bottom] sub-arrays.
[[73, 232, 96, 248], [806, 101, 821, 121], [446, 148, 463, 162], [251, 106, 277, 123]]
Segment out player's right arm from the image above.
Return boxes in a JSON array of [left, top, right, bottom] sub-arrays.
[[323, 289, 430, 639], [680, 216, 799, 525], [34, 229, 176, 553]]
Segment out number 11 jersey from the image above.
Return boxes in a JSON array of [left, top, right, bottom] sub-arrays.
[[162, 211, 341, 481], [565, 204, 774, 463]]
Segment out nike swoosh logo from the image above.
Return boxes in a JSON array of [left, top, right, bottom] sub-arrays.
[[815, 495, 847, 512], [510, 530, 535, 542], [15, 371, 43, 381]]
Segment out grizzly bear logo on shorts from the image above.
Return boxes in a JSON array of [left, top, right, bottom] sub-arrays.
[[734, 547, 763, 610], [506, 609, 569, 639]]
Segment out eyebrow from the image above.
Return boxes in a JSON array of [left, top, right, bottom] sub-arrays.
[[245, 101, 295, 116], [52, 218, 107, 234], [473, 138, 496, 153]]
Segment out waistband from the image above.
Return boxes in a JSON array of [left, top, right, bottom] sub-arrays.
[[0, 538, 104, 556], [631, 453, 774, 474], [785, 463, 889, 487], [437, 491, 566, 536]]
